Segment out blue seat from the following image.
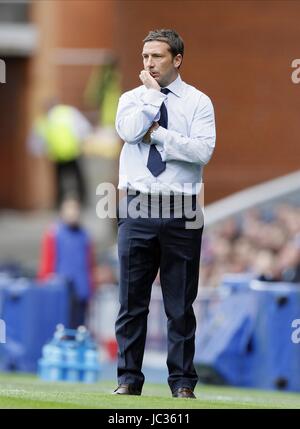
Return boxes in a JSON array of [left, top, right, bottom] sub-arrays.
[[0, 277, 70, 372], [195, 280, 300, 391], [249, 280, 300, 391]]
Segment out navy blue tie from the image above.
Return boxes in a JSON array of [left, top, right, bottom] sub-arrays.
[[147, 88, 170, 176]]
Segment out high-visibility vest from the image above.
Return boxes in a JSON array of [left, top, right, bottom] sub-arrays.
[[36, 105, 80, 162]]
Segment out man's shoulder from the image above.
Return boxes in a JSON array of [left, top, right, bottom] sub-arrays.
[[120, 85, 145, 100], [182, 80, 212, 103]]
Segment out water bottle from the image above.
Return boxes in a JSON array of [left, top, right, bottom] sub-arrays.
[[49, 342, 63, 381], [82, 346, 100, 383], [39, 340, 63, 381], [38, 325, 101, 383], [64, 342, 80, 382], [76, 325, 88, 343]]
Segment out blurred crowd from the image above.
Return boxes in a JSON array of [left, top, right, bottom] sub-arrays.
[[199, 204, 300, 288], [95, 203, 300, 291]]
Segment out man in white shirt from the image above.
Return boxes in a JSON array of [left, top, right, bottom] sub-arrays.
[[113, 29, 216, 399]]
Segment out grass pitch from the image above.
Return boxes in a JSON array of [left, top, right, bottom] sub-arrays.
[[0, 372, 300, 409]]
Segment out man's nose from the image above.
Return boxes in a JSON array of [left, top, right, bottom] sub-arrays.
[[145, 57, 154, 69]]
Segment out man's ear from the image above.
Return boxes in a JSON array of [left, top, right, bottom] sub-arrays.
[[173, 54, 183, 70]]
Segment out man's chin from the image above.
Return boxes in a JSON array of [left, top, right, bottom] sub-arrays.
[[151, 75, 165, 88]]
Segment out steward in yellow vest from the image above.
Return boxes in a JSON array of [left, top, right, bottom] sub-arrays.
[[31, 104, 92, 206]]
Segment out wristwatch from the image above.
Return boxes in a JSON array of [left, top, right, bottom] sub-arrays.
[[149, 125, 159, 143]]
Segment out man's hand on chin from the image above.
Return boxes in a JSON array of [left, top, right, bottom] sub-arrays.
[[139, 70, 160, 91], [143, 122, 159, 144]]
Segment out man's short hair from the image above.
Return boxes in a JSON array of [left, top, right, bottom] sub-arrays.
[[143, 29, 184, 58]]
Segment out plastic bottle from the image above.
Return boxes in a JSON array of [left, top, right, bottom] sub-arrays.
[[64, 341, 80, 382], [38, 325, 101, 383], [38, 338, 63, 381], [82, 346, 100, 383]]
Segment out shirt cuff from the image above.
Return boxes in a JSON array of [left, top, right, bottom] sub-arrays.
[[150, 126, 168, 146], [140, 88, 166, 107]]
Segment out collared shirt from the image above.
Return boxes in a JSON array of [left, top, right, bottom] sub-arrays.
[[115, 74, 216, 195]]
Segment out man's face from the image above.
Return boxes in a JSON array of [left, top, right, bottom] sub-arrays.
[[61, 199, 81, 226], [142, 41, 182, 87]]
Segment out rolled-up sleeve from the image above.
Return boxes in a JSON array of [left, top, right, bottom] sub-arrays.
[[115, 89, 166, 144], [151, 95, 216, 165]]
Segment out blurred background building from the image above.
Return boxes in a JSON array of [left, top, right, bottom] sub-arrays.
[[0, 0, 300, 209], [0, 0, 118, 209]]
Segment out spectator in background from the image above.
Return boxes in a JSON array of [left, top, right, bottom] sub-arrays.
[[37, 196, 96, 328], [200, 204, 300, 287], [28, 99, 92, 207], [276, 240, 300, 283], [252, 249, 279, 282]]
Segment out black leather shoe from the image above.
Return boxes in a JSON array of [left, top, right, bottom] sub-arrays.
[[112, 383, 141, 395], [172, 387, 196, 399]]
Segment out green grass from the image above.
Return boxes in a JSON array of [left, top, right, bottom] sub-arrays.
[[0, 372, 300, 409]]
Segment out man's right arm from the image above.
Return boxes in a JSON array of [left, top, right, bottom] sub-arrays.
[[115, 89, 166, 144]]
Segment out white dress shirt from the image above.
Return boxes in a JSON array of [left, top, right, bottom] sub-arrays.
[[115, 74, 216, 195]]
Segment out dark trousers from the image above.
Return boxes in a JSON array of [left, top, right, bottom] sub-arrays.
[[69, 295, 88, 329], [115, 194, 203, 393], [55, 158, 86, 207]]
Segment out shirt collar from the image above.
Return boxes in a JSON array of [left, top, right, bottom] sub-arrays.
[[163, 74, 183, 98]]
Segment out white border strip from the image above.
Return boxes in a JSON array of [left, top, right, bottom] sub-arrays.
[[0, 23, 38, 56], [205, 170, 300, 226], [52, 48, 115, 66]]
